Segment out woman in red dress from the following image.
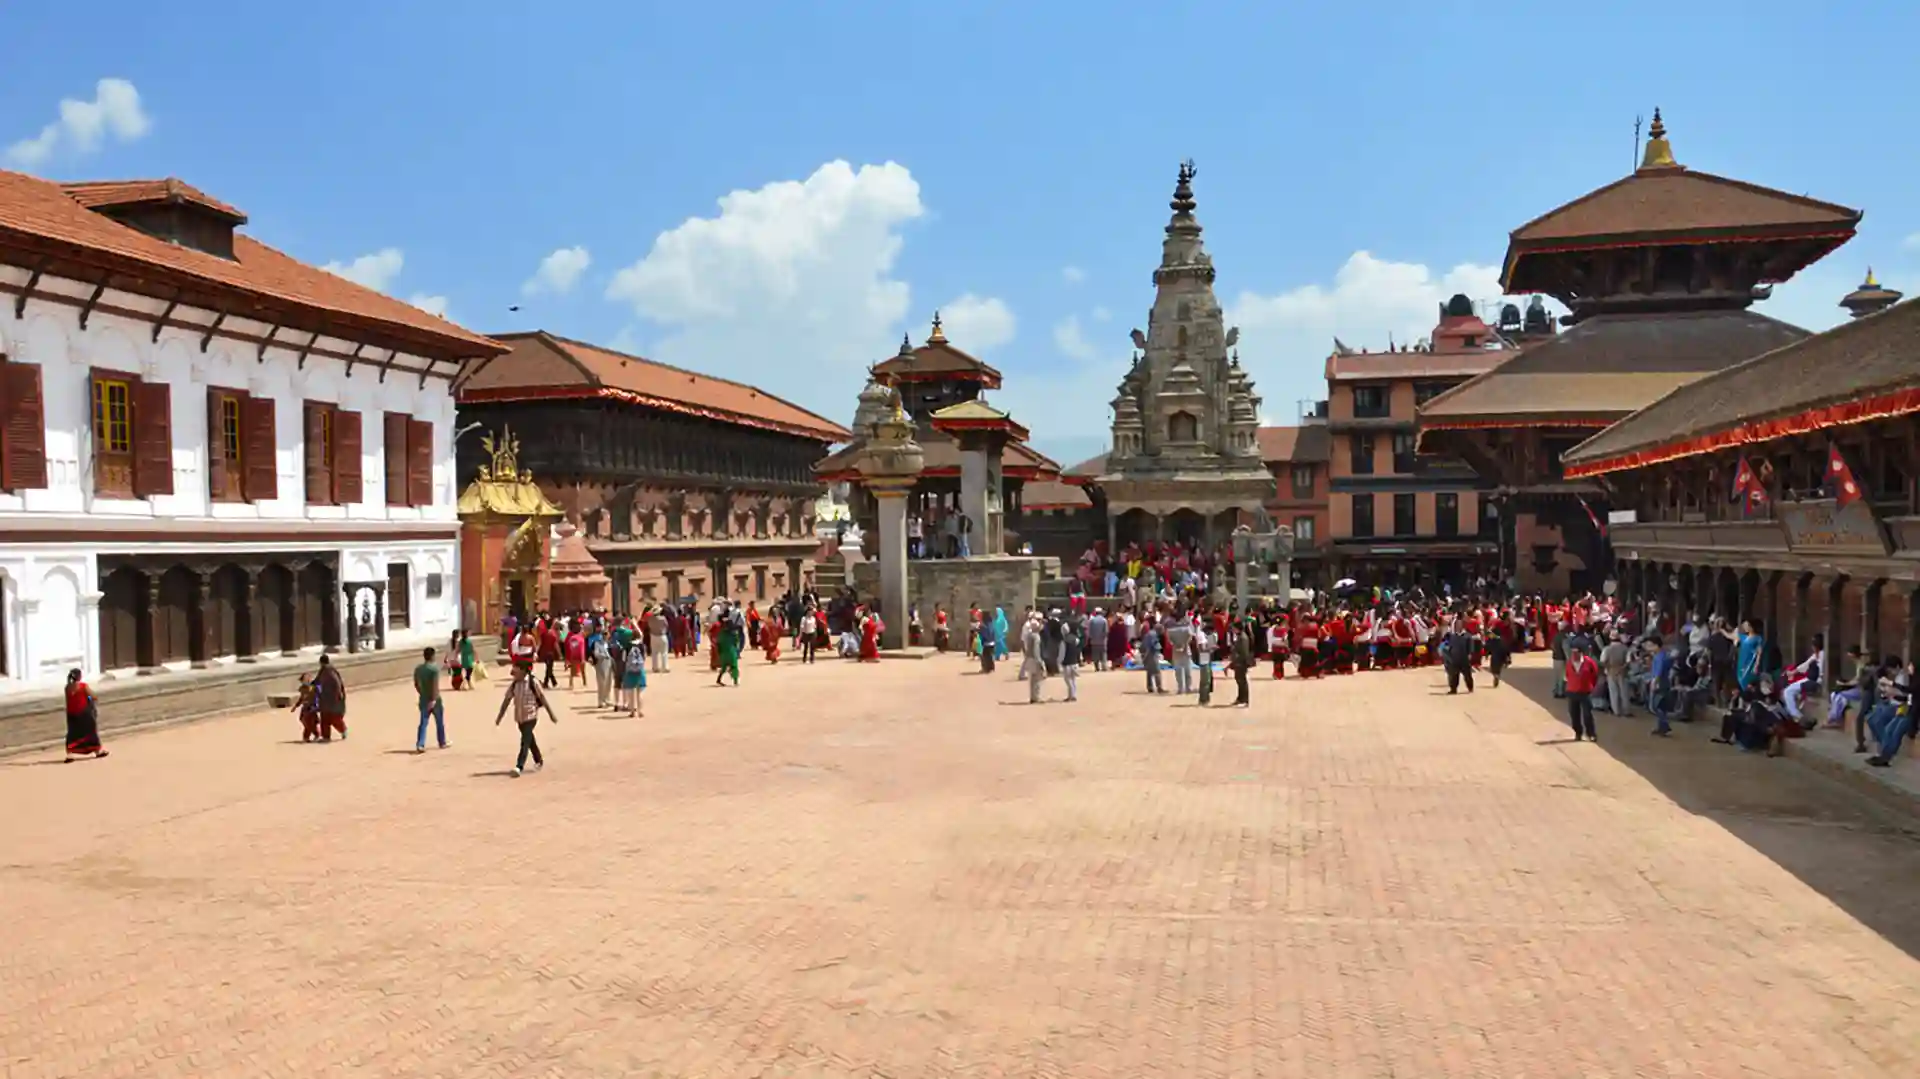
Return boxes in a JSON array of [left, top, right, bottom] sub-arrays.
[[761, 611, 784, 663], [858, 608, 882, 662], [63, 668, 109, 762]]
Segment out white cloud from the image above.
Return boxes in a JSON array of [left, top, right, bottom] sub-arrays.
[[1052, 314, 1101, 362], [324, 247, 456, 320], [939, 294, 1015, 351], [1226, 251, 1527, 416], [1062, 265, 1085, 284], [523, 245, 591, 296], [5, 77, 151, 170], [1091, 306, 1112, 322], [324, 248, 406, 292], [604, 160, 925, 416], [1903, 233, 1920, 252]]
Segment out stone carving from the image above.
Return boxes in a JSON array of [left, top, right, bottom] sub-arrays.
[[706, 490, 732, 539], [752, 497, 772, 539]]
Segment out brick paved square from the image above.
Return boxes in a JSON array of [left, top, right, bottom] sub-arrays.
[[3, 653, 1917, 1077]]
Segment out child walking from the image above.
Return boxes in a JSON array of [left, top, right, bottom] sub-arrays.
[[494, 664, 559, 777]]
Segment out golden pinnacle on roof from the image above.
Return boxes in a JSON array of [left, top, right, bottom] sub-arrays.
[[927, 311, 946, 344], [1640, 107, 1678, 171], [1865, 267, 1879, 288]]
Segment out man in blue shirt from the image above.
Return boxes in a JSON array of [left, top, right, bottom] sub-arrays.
[[1647, 636, 1677, 736]]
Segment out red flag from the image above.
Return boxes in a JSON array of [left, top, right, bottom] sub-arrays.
[[1825, 445, 1863, 508], [1577, 496, 1607, 539], [1730, 457, 1759, 504]]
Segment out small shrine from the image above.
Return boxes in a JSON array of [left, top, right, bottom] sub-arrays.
[[457, 427, 573, 632]]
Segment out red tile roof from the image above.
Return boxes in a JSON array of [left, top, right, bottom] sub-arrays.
[[463, 332, 850, 443], [62, 178, 245, 221], [1508, 166, 1860, 245], [1326, 349, 1511, 382], [0, 168, 502, 358], [1256, 424, 1331, 464]]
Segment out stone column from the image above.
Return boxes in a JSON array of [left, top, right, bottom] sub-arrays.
[[343, 583, 360, 655], [240, 567, 262, 661], [958, 446, 991, 560], [786, 558, 804, 596], [874, 485, 911, 650], [376, 582, 390, 652]]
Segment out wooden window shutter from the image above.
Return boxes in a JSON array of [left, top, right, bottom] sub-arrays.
[[0, 357, 49, 491], [405, 419, 433, 507], [131, 379, 174, 497], [206, 387, 231, 501], [241, 396, 277, 501], [303, 401, 331, 504], [332, 409, 363, 505], [384, 412, 409, 506]]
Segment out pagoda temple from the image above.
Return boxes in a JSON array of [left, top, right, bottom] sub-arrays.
[[1078, 162, 1274, 549], [815, 316, 1060, 554], [1417, 109, 1861, 594], [456, 427, 571, 631]]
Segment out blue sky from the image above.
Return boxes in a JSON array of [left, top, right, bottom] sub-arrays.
[[6, 1, 1917, 466]]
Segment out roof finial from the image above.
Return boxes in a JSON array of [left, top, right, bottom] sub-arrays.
[[1170, 159, 1197, 216], [1639, 107, 1678, 170], [1865, 266, 1879, 288], [898, 331, 913, 356], [928, 311, 946, 344]]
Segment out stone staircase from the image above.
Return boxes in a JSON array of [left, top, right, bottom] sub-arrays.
[[813, 559, 847, 594]]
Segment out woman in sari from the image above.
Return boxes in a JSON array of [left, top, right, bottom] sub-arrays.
[[64, 668, 108, 762], [992, 608, 1011, 662], [859, 608, 883, 661], [761, 610, 784, 663]]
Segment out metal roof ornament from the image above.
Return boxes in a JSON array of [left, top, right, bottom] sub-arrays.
[[1640, 107, 1678, 170]]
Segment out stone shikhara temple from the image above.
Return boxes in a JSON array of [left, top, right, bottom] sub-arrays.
[[1072, 162, 1276, 547]]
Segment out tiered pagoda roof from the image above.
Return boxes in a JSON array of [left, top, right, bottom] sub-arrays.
[[1418, 110, 1861, 437], [814, 316, 1057, 485], [1561, 296, 1920, 478]]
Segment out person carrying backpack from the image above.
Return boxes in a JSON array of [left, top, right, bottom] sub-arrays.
[[620, 634, 648, 716]]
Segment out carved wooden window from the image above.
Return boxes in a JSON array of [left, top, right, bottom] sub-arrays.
[[1436, 493, 1459, 537], [208, 387, 248, 502], [91, 369, 171, 499], [1349, 434, 1374, 475], [1350, 493, 1374, 538], [406, 420, 433, 507], [0, 355, 49, 493], [1292, 516, 1315, 543], [1392, 493, 1416, 536], [304, 401, 335, 504], [1290, 465, 1314, 499]]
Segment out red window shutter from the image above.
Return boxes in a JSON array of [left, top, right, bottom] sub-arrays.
[[0, 357, 49, 491], [384, 412, 409, 506], [333, 409, 363, 505], [241, 395, 277, 501], [406, 419, 433, 507], [131, 379, 174, 497], [303, 401, 330, 505]]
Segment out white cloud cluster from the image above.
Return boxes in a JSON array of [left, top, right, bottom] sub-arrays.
[[5, 78, 151, 170], [1051, 314, 1100, 362], [938, 294, 1016, 351], [322, 248, 453, 320], [523, 245, 591, 296], [604, 160, 927, 418], [1226, 251, 1516, 416], [1062, 265, 1085, 284]]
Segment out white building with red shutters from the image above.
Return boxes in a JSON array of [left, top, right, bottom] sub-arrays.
[[0, 172, 506, 690]]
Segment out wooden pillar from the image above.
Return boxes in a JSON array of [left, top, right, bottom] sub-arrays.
[[1863, 578, 1885, 663], [375, 581, 390, 652], [1760, 570, 1782, 642], [1822, 575, 1846, 701], [1904, 583, 1920, 670], [321, 566, 340, 652], [190, 569, 215, 669], [137, 572, 162, 674], [1790, 572, 1811, 660], [239, 566, 263, 662], [786, 558, 804, 596]]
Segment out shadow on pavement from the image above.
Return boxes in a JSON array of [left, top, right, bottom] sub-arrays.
[[1503, 660, 1920, 960]]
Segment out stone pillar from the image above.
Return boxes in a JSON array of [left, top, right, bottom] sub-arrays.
[[785, 558, 804, 596], [1790, 572, 1811, 659], [376, 582, 390, 652], [1858, 578, 1883, 753], [958, 447, 991, 560], [874, 487, 911, 650]]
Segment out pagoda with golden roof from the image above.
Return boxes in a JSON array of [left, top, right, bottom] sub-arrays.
[[1417, 109, 1860, 594], [457, 427, 585, 630]]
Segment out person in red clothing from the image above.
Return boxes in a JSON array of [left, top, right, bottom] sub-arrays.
[[1327, 613, 1353, 674], [1295, 615, 1321, 678], [536, 617, 561, 688], [1563, 641, 1600, 741]]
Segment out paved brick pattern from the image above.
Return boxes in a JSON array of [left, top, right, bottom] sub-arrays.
[[3, 653, 1918, 1077]]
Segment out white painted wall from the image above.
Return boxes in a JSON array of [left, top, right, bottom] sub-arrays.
[[0, 263, 464, 690]]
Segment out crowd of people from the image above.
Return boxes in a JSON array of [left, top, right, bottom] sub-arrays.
[[49, 537, 1912, 776]]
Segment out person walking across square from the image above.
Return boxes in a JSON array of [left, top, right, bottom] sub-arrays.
[[495, 664, 559, 777], [412, 646, 449, 753]]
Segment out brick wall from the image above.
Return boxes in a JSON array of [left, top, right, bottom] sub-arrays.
[[850, 555, 1055, 625]]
